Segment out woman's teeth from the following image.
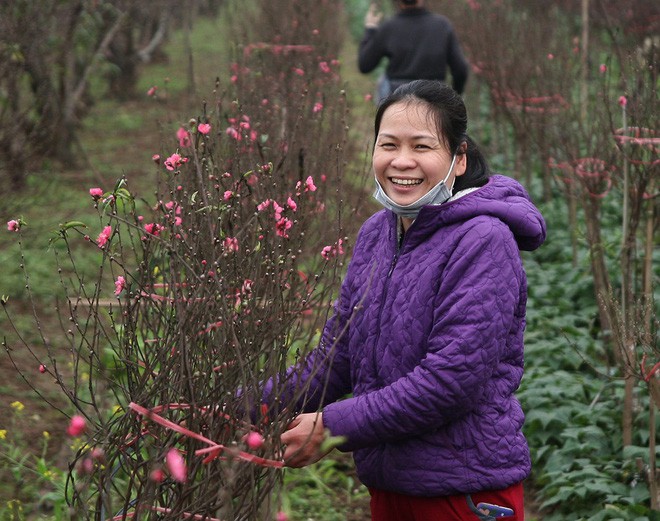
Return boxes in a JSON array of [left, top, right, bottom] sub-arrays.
[[391, 178, 422, 186]]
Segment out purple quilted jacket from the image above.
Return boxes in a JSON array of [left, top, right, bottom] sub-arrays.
[[288, 174, 546, 496]]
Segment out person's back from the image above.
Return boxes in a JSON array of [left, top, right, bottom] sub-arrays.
[[358, 0, 469, 100]]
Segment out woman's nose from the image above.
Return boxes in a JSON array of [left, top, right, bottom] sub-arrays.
[[390, 149, 416, 169]]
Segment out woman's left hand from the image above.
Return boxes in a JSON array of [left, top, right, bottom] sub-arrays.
[[281, 412, 331, 468]]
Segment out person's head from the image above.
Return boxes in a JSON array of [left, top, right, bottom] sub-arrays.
[[373, 79, 489, 207]]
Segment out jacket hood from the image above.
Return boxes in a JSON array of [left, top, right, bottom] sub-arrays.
[[412, 174, 546, 251]]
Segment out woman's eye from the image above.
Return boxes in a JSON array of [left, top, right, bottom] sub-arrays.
[[415, 144, 430, 149], [379, 142, 396, 149]]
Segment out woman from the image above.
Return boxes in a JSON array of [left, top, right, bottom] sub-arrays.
[[276, 80, 546, 520]]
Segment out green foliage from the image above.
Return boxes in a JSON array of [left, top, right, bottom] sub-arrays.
[[520, 197, 658, 521]]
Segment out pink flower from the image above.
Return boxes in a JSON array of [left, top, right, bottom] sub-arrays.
[[246, 431, 264, 450], [223, 190, 233, 201], [166, 448, 187, 483], [144, 223, 162, 237], [226, 127, 241, 141], [177, 127, 191, 147], [305, 176, 317, 192], [89, 187, 103, 200], [365, 93, 373, 102], [547, 53, 554, 60], [7, 219, 20, 232], [321, 238, 345, 260], [293, 67, 304, 76], [39, 364, 46, 373], [150, 468, 165, 482], [276, 512, 289, 521], [287, 197, 297, 212], [152, 154, 161, 164], [97, 226, 112, 249], [319, 61, 331, 73], [273, 201, 284, 220], [257, 199, 271, 212], [618, 95, 627, 107], [67, 415, 87, 437], [313, 102, 324, 113], [599, 64, 607, 73], [276, 217, 293, 238], [223, 237, 239, 252], [114, 275, 125, 296], [198, 123, 211, 135], [164, 153, 187, 171], [147, 86, 158, 96]]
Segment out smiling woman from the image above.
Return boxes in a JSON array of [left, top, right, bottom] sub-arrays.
[[262, 79, 547, 521]]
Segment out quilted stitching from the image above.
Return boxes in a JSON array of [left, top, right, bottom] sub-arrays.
[[297, 175, 546, 496]]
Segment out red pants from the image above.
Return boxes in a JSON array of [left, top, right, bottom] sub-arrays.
[[369, 482, 524, 521]]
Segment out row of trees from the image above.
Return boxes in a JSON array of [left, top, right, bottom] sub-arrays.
[[4, 0, 370, 518], [0, 0, 223, 190]]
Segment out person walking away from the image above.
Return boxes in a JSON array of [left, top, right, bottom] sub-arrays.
[[261, 80, 546, 520], [358, 0, 470, 102]]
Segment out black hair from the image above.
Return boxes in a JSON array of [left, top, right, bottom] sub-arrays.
[[374, 79, 490, 192]]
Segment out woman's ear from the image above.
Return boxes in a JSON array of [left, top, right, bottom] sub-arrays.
[[454, 142, 468, 177]]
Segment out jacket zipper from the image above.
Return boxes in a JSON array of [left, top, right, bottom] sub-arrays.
[[373, 222, 407, 386]]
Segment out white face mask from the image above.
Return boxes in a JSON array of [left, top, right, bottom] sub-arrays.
[[373, 153, 458, 219]]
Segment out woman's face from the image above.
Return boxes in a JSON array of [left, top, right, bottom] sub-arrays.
[[373, 101, 466, 207]]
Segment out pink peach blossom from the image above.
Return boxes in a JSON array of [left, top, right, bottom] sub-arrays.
[[276, 217, 292, 238], [67, 415, 87, 437], [147, 86, 158, 96], [177, 127, 191, 147], [273, 201, 284, 220], [319, 61, 331, 73], [246, 431, 264, 450], [305, 176, 317, 192], [144, 223, 162, 236], [97, 226, 112, 249], [152, 154, 161, 164], [618, 95, 627, 107], [599, 64, 607, 73], [166, 448, 187, 483], [39, 364, 46, 373], [7, 219, 20, 232], [287, 197, 297, 212], [150, 468, 165, 482], [114, 276, 126, 296], [198, 123, 211, 135], [164, 153, 187, 171], [89, 187, 103, 200], [223, 237, 239, 252], [313, 102, 323, 113], [223, 190, 233, 201]]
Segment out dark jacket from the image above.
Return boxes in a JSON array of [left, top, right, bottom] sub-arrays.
[[358, 7, 469, 94], [287, 175, 546, 496]]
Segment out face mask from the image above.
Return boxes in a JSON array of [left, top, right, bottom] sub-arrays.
[[373, 153, 458, 219]]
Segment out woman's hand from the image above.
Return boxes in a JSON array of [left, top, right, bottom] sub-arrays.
[[281, 412, 331, 468]]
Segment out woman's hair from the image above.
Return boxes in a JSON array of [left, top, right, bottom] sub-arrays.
[[374, 79, 490, 191]]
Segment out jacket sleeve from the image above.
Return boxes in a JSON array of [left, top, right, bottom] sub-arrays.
[[446, 28, 469, 94], [358, 27, 386, 74], [322, 220, 521, 451]]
